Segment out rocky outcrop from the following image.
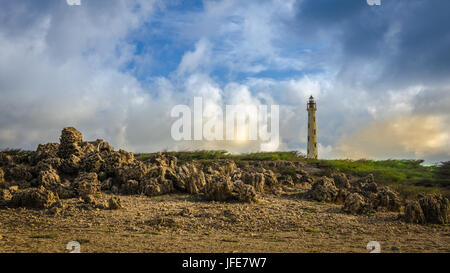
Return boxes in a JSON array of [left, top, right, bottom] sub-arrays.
[[204, 176, 234, 201], [176, 163, 206, 194], [404, 194, 449, 224], [342, 193, 367, 214], [11, 186, 59, 209], [73, 172, 101, 198], [307, 177, 338, 202], [108, 196, 122, 210]]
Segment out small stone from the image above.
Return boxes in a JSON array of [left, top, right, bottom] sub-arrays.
[[108, 197, 122, 210]]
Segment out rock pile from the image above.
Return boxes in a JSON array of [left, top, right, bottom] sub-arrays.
[[305, 173, 401, 214], [1, 127, 446, 226], [0, 127, 289, 212], [403, 194, 449, 224]]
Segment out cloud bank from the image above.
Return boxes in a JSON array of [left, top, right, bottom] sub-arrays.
[[0, 0, 449, 163]]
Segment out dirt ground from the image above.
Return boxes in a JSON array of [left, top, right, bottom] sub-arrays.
[[0, 192, 448, 253]]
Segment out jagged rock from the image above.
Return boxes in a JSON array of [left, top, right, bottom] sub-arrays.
[[35, 157, 62, 172], [59, 154, 81, 174], [33, 143, 60, 163], [102, 149, 135, 175], [58, 127, 83, 158], [60, 127, 83, 144], [240, 171, 265, 192], [404, 200, 425, 224], [299, 174, 314, 184], [11, 186, 59, 209], [47, 201, 66, 215], [332, 173, 350, 189], [203, 176, 234, 201], [0, 153, 13, 166], [81, 152, 104, 173], [262, 169, 278, 187], [335, 188, 349, 204], [205, 160, 237, 177], [73, 172, 101, 198], [140, 178, 173, 196], [37, 168, 75, 199], [278, 175, 294, 187], [353, 174, 375, 191], [0, 167, 5, 185], [101, 177, 113, 191], [120, 179, 140, 195], [116, 161, 148, 184], [343, 193, 367, 214], [7, 165, 33, 181], [362, 181, 378, 194], [8, 185, 19, 194], [176, 163, 206, 194], [404, 194, 449, 224], [231, 170, 242, 181], [0, 189, 12, 202], [307, 177, 338, 202], [90, 139, 114, 153], [233, 180, 258, 202], [108, 197, 122, 210], [148, 152, 178, 169], [372, 187, 401, 212]]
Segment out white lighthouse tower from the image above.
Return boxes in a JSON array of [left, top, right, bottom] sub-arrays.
[[307, 95, 318, 159]]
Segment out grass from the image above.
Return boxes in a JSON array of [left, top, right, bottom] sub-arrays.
[[30, 234, 56, 239], [310, 159, 449, 199], [75, 238, 90, 244], [135, 150, 304, 163], [302, 208, 317, 213], [304, 227, 334, 234], [221, 237, 239, 243], [142, 231, 160, 235]]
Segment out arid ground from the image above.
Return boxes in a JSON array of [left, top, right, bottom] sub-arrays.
[[1, 192, 448, 253]]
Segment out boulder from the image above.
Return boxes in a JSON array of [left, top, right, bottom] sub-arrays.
[[372, 187, 401, 212], [307, 177, 338, 202], [140, 178, 173, 197], [73, 172, 101, 198], [233, 180, 258, 202], [240, 171, 265, 192], [0, 189, 12, 202], [404, 194, 449, 224], [176, 163, 206, 194], [404, 200, 425, 224], [59, 154, 81, 174], [33, 143, 59, 163], [120, 179, 140, 195], [108, 196, 122, 210], [58, 127, 83, 158], [11, 186, 59, 209], [343, 193, 367, 214], [203, 176, 234, 201], [81, 152, 104, 173], [332, 173, 350, 189], [0, 167, 4, 185]]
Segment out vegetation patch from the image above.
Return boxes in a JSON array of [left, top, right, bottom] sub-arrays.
[[30, 234, 56, 239], [221, 237, 239, 243]]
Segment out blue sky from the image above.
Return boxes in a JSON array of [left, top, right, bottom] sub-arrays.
[[0, 0, 449, 162]]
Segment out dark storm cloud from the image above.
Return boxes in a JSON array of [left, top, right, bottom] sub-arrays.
[[289, 0, 450, 88]]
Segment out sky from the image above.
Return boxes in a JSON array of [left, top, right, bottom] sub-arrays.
[[0, 0, 449, 163]]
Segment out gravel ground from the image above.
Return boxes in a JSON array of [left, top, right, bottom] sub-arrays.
[[0, 193, 448, 253]]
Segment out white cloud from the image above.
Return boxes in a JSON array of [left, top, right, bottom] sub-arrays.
[[0, 0, 449, 164]]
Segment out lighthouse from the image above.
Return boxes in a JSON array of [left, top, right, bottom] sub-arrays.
[[307, 95, 318, 159]]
